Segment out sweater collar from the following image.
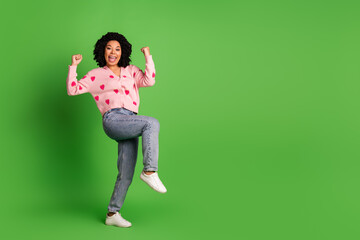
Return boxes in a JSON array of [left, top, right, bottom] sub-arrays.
[[103, 65, 124, 78]]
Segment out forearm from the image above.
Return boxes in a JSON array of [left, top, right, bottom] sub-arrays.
[[66, 65, 90, 95], [66, 65, 79, 96], [142, 55, 156, 86]]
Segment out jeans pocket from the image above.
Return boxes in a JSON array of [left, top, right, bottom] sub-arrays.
[[103, 111, 111, 120]]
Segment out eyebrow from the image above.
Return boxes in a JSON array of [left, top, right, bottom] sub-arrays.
[[106, 45, 120, 48]]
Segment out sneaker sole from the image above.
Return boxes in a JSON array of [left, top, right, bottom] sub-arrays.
[[105, 220, 132, 228]]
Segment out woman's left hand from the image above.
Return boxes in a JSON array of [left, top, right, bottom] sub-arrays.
[[141, 47, 151, 57]]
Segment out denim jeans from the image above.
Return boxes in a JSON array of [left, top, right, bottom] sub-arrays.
[[102, 108, 160, 212]]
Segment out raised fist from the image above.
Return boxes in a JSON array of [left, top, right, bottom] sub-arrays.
[[141, 47, 150, 57], [71, 54, 83, 66]]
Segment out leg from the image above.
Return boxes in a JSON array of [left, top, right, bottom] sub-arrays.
[[103, 109, 165, 196], [103, 113, 160, 172], [107, 137, 139, 212], [140, 116, 160, 172]]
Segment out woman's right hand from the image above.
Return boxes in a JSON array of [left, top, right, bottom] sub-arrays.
[[71, 54, 82, 66]]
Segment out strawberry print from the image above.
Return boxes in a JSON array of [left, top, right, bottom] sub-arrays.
[[66, 58, 156, 115]]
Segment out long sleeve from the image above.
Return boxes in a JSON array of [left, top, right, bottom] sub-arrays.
[[132, 55, 156, 88], [66, 65, 93, 96]]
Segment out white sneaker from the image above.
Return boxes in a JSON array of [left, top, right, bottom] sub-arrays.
[[105, 212, 132, 228], [140, 171, 167, 193]]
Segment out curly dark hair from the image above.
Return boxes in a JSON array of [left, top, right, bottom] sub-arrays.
[[93, 32, 132, 67]]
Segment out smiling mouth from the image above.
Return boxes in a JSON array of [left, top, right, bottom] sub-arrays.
[[108, 56, 117, 62]]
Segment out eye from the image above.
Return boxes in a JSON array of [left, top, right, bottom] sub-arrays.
[[116, 49, 120, 51]]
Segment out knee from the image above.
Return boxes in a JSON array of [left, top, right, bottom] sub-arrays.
[[117, 174, 134, 183], [146, 117, 160, 131]]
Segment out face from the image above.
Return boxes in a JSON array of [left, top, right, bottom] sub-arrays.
[[104, 40, 121, 67]]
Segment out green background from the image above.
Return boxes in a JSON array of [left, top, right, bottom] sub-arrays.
[[1, 0, 360, 239]]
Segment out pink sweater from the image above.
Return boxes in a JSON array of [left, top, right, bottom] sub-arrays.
[[66, 55, 156, 116]]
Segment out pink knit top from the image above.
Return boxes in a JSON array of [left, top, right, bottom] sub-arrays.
[[66, 55, 156, 116]]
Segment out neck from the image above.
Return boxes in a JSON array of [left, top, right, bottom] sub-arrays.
[[107, 64, 120, 71], [106, 64, 121, 77]]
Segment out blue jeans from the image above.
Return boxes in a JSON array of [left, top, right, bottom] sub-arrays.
[[102, 108, 160, 212]]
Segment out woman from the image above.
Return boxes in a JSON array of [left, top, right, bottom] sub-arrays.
[[66, 32, 167, 228]]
